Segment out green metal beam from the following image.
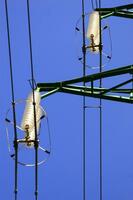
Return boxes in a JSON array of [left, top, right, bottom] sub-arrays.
[[60, 85, 133, 95], [40, 86, 133, 95], [37, 65, 133, 89], [39, 86, 133, 103], [95, 4, 133, 19], [113, 12, 133, 19], [37, 65, 133, 103], [39, 84, 133, 103], [40, 88, 60, 99], [100, 78, 133, 95], [96, 4, 133, 12], [101, 11, 133, 19], [60, 87, 133, 104]]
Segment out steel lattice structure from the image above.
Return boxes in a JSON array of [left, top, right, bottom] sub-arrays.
[[5, 2, 133, 200], [37, 4, 133, 103], [37, 64, 133, 104]]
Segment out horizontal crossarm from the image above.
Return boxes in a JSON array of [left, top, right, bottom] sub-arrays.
[[60, 85, 133, 95], [95, 4, 133, 19], [96, 4, 133, 12], [37, 65, 133, 90], [60, 86, 133, 104], [37, 85, 133, 104], [37, 65, 133, 103]]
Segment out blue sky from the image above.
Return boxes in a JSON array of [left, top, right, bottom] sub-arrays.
[[0, 0, 133, 199]]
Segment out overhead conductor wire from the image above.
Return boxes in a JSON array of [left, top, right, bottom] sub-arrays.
[[98, 0, 103, 200], [81, 0, 86, 200], [26, 1, 39, 199], [4, 0, 18, 199]]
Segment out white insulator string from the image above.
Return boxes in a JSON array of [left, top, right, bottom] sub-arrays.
[[21, 91, 41, 132]]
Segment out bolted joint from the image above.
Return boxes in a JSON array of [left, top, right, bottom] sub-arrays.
[[33, 102, 36, 106], [99, 44, 103, 51], [12, 101, 15, 106], [13, 140, 18, 149], [35, 191, 38, 196], [129, 66, 133, 74], [34, 140, 39, 149], [82, 45, 86, 54], [14, 189, 18, 194]]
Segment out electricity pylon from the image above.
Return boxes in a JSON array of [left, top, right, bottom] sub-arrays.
[[5, 3, 133, 200], [37, 4, 133, 104]]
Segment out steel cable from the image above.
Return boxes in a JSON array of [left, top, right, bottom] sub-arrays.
[[26, 0, 38, 199], [81, 0, 86, 200], [99, 0, 103, 200], [4, 0, 18, 199]]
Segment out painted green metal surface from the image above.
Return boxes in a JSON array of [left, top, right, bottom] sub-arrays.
[[37, 65, 133, 104], [37, 4, 133, 104], [96, 4, 133, 19], [37, 65, 133, 90]]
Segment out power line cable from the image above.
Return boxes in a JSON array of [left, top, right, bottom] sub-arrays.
[[81, 0, 86, 200], [99, 0, 103, 200], [26, 1, 38, 199], [99, 0, 101, 8], [4, 0, 18, 199]]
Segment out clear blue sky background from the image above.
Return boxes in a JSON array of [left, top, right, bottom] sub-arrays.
[[0, 0, 133, 199]]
